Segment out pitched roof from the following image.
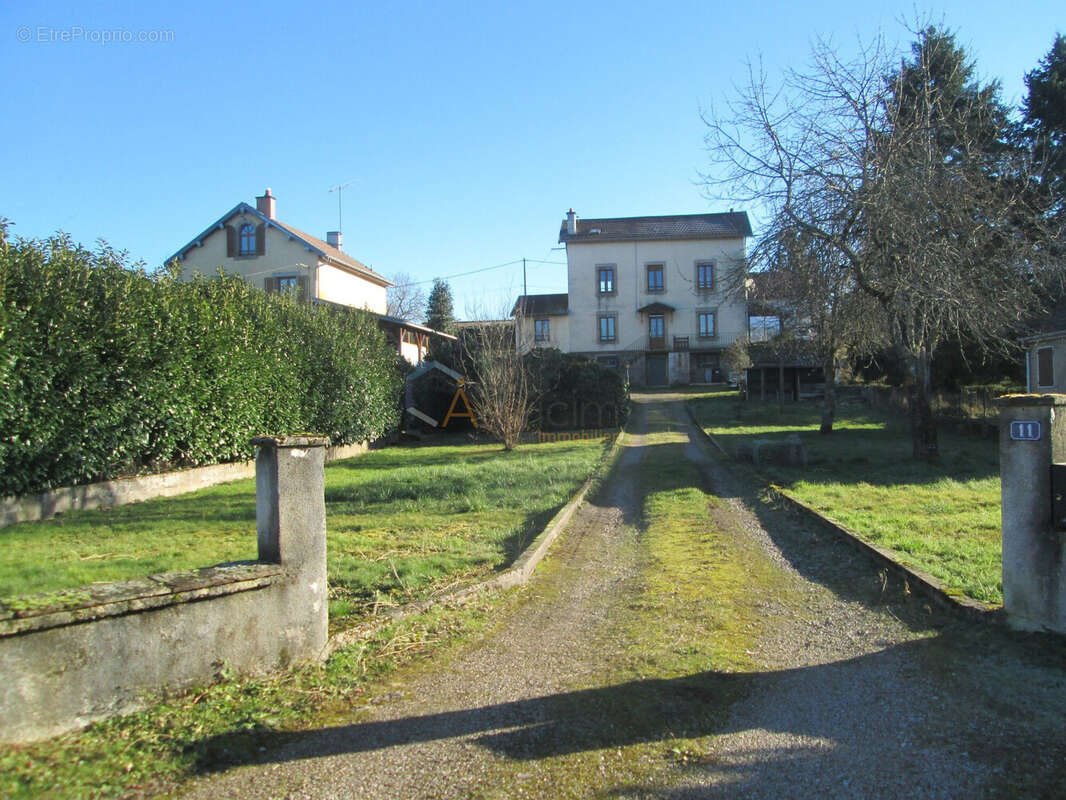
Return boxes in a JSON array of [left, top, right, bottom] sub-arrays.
[[169, 202, 391, 287], [559, 211, 752, 244], [271, 219, 389, 286], [511, 293, 569, 317], [313, 298, 457, 340]]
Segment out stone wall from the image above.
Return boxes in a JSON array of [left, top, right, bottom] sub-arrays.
[[0, 436, 330, 744], [0, 440, 366, 529]]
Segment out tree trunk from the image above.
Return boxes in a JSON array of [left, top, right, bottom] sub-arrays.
[[820, 355, 836, 434], [910, 347, 939, 460]]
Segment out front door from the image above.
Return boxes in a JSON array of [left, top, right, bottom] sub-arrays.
[[647, 354, 668, 387]]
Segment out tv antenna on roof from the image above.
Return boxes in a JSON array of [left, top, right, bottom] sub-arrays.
[[328, 179, 359, 233]]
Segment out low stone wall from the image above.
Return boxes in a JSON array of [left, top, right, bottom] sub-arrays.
[[0, 440, 366, 529], [0, 436, 330, 744]]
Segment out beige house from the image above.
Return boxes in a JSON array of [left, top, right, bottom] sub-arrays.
[[169, 189, 451, 363], [514, 209, 751, 387]]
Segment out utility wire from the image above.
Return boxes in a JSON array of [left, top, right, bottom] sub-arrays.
[[392, 257, 566, 289]]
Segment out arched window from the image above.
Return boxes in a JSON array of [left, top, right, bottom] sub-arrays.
[[239, 224, 256, 255]]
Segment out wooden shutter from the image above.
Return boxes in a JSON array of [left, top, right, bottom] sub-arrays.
[[1038, 347, 1054, 387], [264, 277, 276, 293], [256, 223, 266, 255], [297, 276, 309, 301], [225, 225, 236, 257]]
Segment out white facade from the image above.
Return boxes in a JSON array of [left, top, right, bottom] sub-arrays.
[[168, 191, 460, 366], [531, 211, 750, 387], [516, 312, 570, 353], [172, 191, 389, 315], [564, 239, 747, 352]]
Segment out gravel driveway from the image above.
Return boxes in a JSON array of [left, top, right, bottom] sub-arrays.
[[179, 393, 1066, 799]]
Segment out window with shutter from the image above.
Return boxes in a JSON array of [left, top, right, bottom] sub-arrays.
[[1038, 347, 1054, 387]]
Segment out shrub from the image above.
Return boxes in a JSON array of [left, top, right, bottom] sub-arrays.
[[0, 225, 404, 496], [529, 349, 630, 431]]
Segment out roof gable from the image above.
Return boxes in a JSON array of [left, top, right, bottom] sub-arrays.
[[169, 203, 390, 286], [559, 211, 752, 244]]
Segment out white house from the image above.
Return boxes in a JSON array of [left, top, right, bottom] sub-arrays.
[[515, 209, 751, 387], [1021, 302, 1066, 392], [169, 189, 452, 363]]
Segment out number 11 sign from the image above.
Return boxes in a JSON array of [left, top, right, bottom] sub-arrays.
[[1010, 420, 1042, 441]]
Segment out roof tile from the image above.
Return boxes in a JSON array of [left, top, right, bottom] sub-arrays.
[[559, 212, 752, 243]]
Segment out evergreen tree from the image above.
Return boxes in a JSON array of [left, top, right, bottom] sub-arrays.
[[425, 278, 456, 335], [1023, 34, 1066, 220], [863, 27, 1034, 458]]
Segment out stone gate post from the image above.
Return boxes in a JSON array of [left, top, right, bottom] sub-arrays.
[[253, 435, 329, 658], [996, 395, 1066, 633]]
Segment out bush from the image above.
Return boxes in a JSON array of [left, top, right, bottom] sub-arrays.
[[529, 349, 630, 431], [0, 226, 405, 496]]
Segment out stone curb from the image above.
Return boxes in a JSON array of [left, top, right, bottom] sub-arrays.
[[683, 402, 1002, 624], [325, 431, 627, 655]]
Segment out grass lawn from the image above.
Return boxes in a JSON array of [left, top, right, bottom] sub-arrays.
[[687, 390, 1003, 605], [0, 436, 612, 624]]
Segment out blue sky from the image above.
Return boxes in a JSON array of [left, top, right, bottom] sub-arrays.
[[1, 1, 1061, 317]]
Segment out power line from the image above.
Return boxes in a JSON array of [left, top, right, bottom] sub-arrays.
[[391, 257, 566, 289]]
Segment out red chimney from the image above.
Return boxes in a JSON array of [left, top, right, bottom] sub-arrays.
[[256, 188, 276, 220]]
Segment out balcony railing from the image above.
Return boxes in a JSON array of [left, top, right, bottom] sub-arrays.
[[673, 336, 689, 350], [648, 336, 666, 351]]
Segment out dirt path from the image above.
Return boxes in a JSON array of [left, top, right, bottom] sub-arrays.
[[179, 393, 1066, 799]]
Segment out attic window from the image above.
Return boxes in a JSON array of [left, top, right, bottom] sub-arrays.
[[239, 224, 256, 255]]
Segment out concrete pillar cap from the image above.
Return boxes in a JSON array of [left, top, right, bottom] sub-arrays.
[[250, 435, 330, 448]]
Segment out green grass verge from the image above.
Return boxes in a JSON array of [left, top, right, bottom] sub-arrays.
[[687, 390, 1002, 604], [0, 435, 613, 799], [0, 436, 610, 626]]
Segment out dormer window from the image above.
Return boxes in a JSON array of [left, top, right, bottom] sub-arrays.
[[239, 224, 257, 255]]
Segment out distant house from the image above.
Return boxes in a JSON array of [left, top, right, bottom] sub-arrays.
[[744, 269, 824, 400], [168, 189, 453, 364], [513, 209, 752, 387], [511, 294, 568, 352], [1021, 302, 1066, 392], [747, 269, 796, 341]]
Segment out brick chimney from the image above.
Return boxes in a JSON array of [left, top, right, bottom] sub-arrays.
[[256, 188, 276, 220], [326, 231, 343, 250], [566, 208, 577, 235]]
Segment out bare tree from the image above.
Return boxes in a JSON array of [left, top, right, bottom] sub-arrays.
[[386, 272, 427, 322], [461, 309, 536, 451], [764, 229, 887, 432], [704, 28, 1059, 458]]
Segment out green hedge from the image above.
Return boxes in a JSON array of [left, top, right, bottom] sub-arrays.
[[530, 349, 630, 431], [0, 227, 405, 496]]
